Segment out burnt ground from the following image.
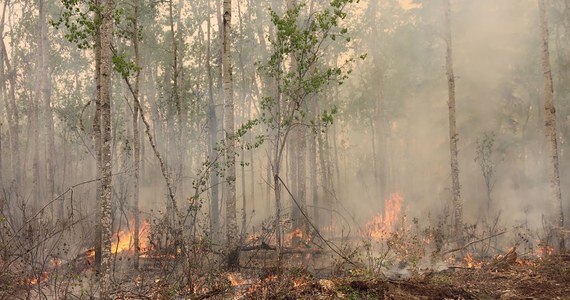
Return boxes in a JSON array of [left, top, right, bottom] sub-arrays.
[[205, 254, 570, 300], [6, 251, 570, 299]]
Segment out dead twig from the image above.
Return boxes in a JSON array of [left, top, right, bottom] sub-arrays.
[[442, 230, 507, 255], [277, 176, 357, 267]]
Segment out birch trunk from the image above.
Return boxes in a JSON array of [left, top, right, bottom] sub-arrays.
[[132, 0, 141, 269], [538, 0, 565, 252], [93, 0, 103, 269], [99, 0, 114, 296], [0, 16, 21, 192], [39, 0, 56, 211], [206, 0, 220, 241], [443, 0, 463, 240], [223, 0, 238, 268]]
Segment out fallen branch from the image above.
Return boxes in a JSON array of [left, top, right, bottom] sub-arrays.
[[240, 242, 276, 251], [277, 176, 358, 267], [123, 76, 179, 220], [442, 230, 506, 255]]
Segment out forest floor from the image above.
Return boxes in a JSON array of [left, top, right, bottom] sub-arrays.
[[212, 255, 570, 300], [6, 246, 570, 299], [228, 254, 570, 300], [110, 250, 570, 299]]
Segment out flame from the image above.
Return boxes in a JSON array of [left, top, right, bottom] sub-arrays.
[[534, 240, 554, 258], [292, 276, 307, 288], [364, 192, 403, 240], [227, 272, 251, 286], [111, 220, 150, 255], [284, 227, 311, 247], [464, 252, 482, 268], [29, 272, 49, 285], [246, 233, 260, 243], [86, 248, 96, 258], [27, 257, 64, 285]]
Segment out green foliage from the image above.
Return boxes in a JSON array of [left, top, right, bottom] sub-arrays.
[[253, 0, 359, 143], [112, 50, 139, 78], [52, 0, 140, 79], [50, 0, 101, 50]]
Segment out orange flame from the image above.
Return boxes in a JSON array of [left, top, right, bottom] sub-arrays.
[[227, 272, 251, 286], [534, 240, 554, 258], [29, 272, 49, 285], [111, 220, 151, 255], [364, 192, 403, 241], [284, 227, 303, 245], [28, 257, 63, 285], [464, 252, 482, 268]]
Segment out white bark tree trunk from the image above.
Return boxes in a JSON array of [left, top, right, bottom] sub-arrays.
[[538, 0, 565, 252], [223, 0, 238, 268], [99, 0, 114, 297], [444, 0, 463, 240]]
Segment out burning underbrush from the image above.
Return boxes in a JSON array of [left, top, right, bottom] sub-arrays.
[[3, 192, 568, 299]]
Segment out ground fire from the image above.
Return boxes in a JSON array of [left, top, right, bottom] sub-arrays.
[[363, 192, 403, 241]]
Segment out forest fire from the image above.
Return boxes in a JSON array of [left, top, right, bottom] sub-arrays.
[[227, 272, 250, 287], [464, 252, 482, 268], [27, 257, 63, 285], [364, 192, 403, 241], [111, 220, 151, 255], [28, 272, 49, 285], [534, 241, 554, 258], [284, 227, 305, 246]]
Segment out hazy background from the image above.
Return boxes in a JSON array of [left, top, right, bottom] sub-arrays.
[[0, 0, 569, 256]]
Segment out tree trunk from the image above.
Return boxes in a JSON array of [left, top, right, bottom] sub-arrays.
[[0, 25, 21, 193], [296, 126, 307, 234], [206, 1, 220, 241], [32, 66, 41, 209], [223, 0, 238, 269], [443, 0, 463, 240], [538, 0, 565, 252], [132, 0, 141, 270], [93, 0, 103, 269], [39, 0, 56, 213], [99, 0, 114, 297]]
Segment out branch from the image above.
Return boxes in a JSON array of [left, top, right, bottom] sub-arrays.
[[277, 175, 357, 267], [442, 230, 507, 255], [123, 76, 179, 219]]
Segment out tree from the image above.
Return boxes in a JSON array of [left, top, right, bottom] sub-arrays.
[[538, 0, 565, 252], [98, 0, 114, 296], [39, 0, 56, 215], [223, 0, 239, 269], [130, 0, 142, 270], [0, 0, 22, 194], [443, 0, 463, 241], [258, 0, 359, 262], [475, 132, 497, 215]]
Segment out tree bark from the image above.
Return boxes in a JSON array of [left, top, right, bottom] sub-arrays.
[[0, 5, 21, 192], [39, 0, 56, 213], [93, 0, 103, 270], [99, 0, 114, 297], [538, 0, 565, 252], [443, 0, 463, 240], [206, 0, 220, 241], [132, 0, 141, 270], [223, 0, 238, 269]]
